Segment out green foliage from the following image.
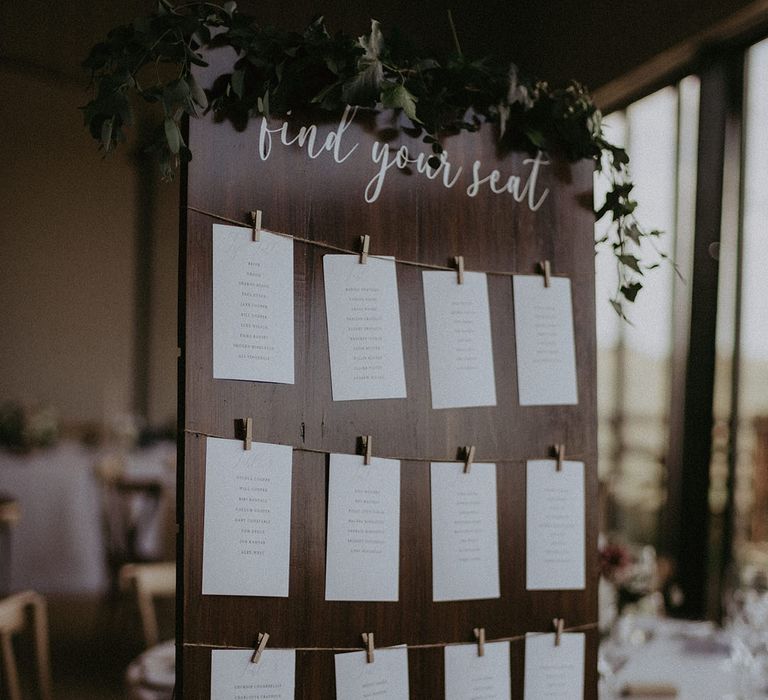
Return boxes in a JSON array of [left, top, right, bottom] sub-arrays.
[[81, 1, 671, 316]]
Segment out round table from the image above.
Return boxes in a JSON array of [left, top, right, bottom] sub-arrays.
[[125, 639, 175, 700]]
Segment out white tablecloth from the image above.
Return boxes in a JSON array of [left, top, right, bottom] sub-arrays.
[[605, 619, 746, 699], [0, 441, 175, 594]]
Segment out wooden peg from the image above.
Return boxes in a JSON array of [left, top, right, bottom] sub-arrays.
[[553, 618, 564, 646], [473, 627, 485, 657], [362, 632, 374, 663], [250, 632, 269, 663], [361, 435, 373, 465], [454, 255, 465, 285], [462, 445, 476, 474], [553, 443, 565, 472], [359, 235, 370, 264], [242, 417, 253, 451], [538, 260, 552, 287], [250, 210, 263, 242]]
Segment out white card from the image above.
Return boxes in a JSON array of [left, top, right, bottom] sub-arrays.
[[422, 271, 497, 409], [202, 437, 293, 597], [325, 453, 400, 601], [526, 460, 585, 590], [323, 254, 407, 400], [512, 275, 578, 406], [210, 649, 295, 700], [524, 633, 585, 700], [334, 646, 410, 700], [431, 461, 500, 601], [444, 641, 511, 700], [212, 224, 294, 383]]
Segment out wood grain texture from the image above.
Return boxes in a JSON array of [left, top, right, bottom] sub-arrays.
[[179, 50, 598, 697]]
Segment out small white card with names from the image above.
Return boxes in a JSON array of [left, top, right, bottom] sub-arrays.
[[526, 460, 585, 590], [335, 646, 410, 700], [444, 641, 511, 700], [325, 453, 400, 601], [513, 275, 578, 406], [212, 224, 294, 383], [323, 254, 407, 401], [422, 270, 497, 409], [523, 633, 585, 699], [431, 461, 500, 601], [202, 437, 293, 597], [210, 648, 295, 700]]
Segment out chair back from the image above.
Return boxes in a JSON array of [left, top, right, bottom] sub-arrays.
[[120, 562, 176, 649], [0, 590, 53, 700], [93, 455, 167, 596]]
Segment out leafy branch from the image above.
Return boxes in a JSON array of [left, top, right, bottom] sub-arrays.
[[81, 1, 672, 317]]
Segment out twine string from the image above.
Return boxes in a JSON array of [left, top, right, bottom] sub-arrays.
[[183, 428, 588, 464], [182, 622, 598, 653], [186, 204, 584, 279]]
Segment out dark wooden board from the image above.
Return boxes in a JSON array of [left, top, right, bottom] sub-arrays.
[[179, 62, 597, 697]]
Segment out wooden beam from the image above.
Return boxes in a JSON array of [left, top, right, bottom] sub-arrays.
[[594, 0, 768, 111], [663, 52, 743, 619]]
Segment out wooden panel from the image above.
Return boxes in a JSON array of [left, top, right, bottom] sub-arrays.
[[179, 68, 598, 695]]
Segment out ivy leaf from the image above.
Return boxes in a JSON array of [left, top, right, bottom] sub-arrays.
[[164, 117, 181, 154], [617, 254, 643, 275], [223, 1, 237, 17], [163, 78, 191, 115], [188, 73, 208, 110], [303, 15, 330, 41], [609, 298, 634, 323], [185, 44, 209, 68], [506, 63, 533, 109], [342, 19, 384, 104], [524, 127, 546, 148], [620, 282, 642, 302], [359, 18, 384, 64], [231, 69, 245, 99], [623, 222, 643, 245], [100, 118, 114, 152], [381, 83, 420, 123], [342, 63, 382, 104]]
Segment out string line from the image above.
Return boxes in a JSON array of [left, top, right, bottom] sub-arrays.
[[182, 622, 598, 653], [183, 428, 588, 464], [186, 204, 583, 279]]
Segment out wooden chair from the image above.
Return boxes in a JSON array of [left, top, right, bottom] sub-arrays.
[[0, 494, 21, 598], [94, 456, 169, 599], [119, 563, 176, 649], [0, 590, 53, 700]]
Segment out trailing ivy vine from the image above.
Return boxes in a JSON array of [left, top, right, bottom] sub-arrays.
[[82, 0, 673, 317]]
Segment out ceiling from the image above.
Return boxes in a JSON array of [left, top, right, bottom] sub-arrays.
[[0, 0, 761, 96]]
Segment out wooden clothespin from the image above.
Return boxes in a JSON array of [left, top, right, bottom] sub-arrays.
[[473, 627, 485, 657], [362, 632, 375, 663], [250, 210, 263, 242], [250, 632, 269, 663], [538, 260, 552, 288], [241, 417, 253, 451], [552, 618, 564, 646], [360, 435, 373, 465], [553, 443, 565, 472], [454, 255, 465, 285], [359, 235, 371, 264], [462, 445, 476, 474]]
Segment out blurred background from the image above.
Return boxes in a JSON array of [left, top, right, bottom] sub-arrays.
[[2, 0, 768, 697]]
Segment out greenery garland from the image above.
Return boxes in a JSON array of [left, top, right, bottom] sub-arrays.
[[82, 0, 674, 317]]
